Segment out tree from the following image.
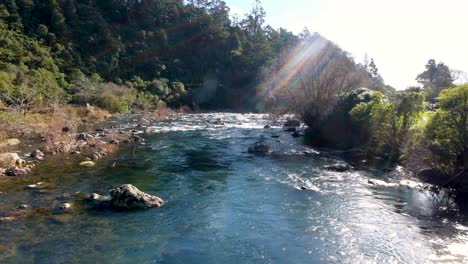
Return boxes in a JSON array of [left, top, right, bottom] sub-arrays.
[[416, 59, 456, 102], [424, 84, 467, 172], [290, 37, 365, 129], [242, 0, 266, 38]]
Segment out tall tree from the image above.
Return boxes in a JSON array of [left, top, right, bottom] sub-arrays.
[[416, 59, 455, 102]]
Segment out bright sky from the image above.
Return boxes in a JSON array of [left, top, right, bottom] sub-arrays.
[[225, 0, 468, 89]]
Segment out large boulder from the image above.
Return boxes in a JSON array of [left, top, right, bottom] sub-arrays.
[[283, 119, 301, 132], [0, 153, 25, 168], [109, 184, 164, 209], [283, 119, 301, 127]]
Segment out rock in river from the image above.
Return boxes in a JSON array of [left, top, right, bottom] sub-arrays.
[[30, 149, 45, 161], [86, 193, 112, 207], [0, 153, 25, 168], [283, 119, 301, 132], [5, 166, 29, 176], [110, 184, 164, 209]]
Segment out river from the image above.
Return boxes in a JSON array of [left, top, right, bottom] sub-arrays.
[[0, 113, 467, 263]]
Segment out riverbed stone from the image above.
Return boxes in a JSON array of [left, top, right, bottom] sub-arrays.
[[26, 182, 46, 189], [91, 154, 100, 160], [110, 184, 164, 209], [0, 153, 25, 167], [54, 203, 72, 214], [0, 216, 16, 222], [30, 149, 45, 161], [18, 204, 29, 210], [109, 139, 120, 144], [86, 193, 111, 207], [76, 133, 93, 141], [5, 166, 29, 176]]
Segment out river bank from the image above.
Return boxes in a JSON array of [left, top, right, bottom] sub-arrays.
[[0, 105, 182, 180]]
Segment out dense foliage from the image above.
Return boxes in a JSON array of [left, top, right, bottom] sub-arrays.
[[0, 0, 313, 111], [423, 84, 467, 173]]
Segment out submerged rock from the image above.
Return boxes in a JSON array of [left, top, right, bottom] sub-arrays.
[[248, 142, 271, 154], [26, 182, 46, 189], [264, 125, 271, 129], [54, 203, 72, 214], [323, 163, 353, 172], [109, 184, 164, 209], [18, 204, 29, 210]]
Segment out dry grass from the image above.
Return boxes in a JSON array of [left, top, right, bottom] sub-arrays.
[[0, 106, 111, 142]]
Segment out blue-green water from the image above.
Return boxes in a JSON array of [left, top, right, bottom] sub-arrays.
[[1, 113, 467, 263]]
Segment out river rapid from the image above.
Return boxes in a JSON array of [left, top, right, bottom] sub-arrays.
[[0, 113, 467, 263]]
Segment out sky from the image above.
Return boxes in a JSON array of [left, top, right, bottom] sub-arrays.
[[224, 0, 468, 89]]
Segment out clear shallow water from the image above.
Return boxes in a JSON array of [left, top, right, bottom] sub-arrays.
[[1, 113, 467, 263]]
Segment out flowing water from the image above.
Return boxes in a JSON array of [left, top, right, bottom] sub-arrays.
[[0, 113, 467, 263]]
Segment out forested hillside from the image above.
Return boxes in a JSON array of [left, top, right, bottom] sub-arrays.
[[0, 0, 291, 110], [0, 0, 392, 112]]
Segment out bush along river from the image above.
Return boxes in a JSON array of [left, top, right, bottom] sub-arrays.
[[0, 113, 467, 263]]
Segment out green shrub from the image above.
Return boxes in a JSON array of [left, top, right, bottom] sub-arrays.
[[424, 84, 467, 172], [96, 95, 129, 113], [350, 90, 425, 160]]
